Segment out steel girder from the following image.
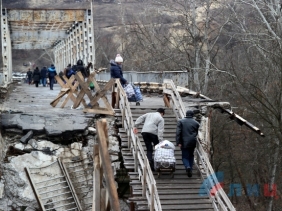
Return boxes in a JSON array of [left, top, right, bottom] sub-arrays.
[[54, 3, 95, 73], [1, 7, 12, 85], [0, 2, 95, 86]]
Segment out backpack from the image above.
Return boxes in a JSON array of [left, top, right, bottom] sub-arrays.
[[72, 65, 77, 73], [66, 69, 75, 78]]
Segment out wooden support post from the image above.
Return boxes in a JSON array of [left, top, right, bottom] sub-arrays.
[[100, 188, 106, 211], [150, 184, 155, 211], [111, 81, 117, 108], [116, 86, 120, 109], [163, 93, 171, 108], [142, 159, 147, 197], [97, 119, 121, 211], [93, 145, 101, 211]]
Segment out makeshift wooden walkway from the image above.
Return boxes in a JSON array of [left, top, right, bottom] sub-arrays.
[[116, 106, 213, 211], [112, 79, 236, 211]]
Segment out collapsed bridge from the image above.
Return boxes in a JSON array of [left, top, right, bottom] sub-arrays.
[[1, 0, 95, 86]]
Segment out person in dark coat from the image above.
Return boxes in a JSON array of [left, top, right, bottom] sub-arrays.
[[33, 67, 41, 87], [76, 59, 87, 79], [26, 69, 33, 85], [48, 64, 57, 90], [176, 110, 200, 177], [40, 66, 48, 87], [110, 54, 127, 86], [64, 64, 72, 78]]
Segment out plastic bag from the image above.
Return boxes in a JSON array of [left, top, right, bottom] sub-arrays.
[[155, 140, 175, 150], [124, 84, 135, 98]]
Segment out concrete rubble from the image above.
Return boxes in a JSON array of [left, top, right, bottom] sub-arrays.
[[0, 115, 129, 211]]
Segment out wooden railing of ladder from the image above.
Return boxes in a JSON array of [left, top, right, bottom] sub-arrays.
[[113, 79, 162, 211], [163, 79, 236, 211], [92, 119, 121, 211]]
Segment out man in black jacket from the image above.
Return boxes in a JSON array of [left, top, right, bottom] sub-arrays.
[[176, 110, 199, 177]]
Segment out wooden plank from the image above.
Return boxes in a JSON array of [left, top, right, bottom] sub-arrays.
[[61, 88, 70, 92], [97, 119, 121, 211], [60, 92, 72, 108], [50, 90, 69, 107], [93, 145, 101, 211], [89, 78, 115, 107], [83, 108, 115, 116], [75, 72, 94, 100]]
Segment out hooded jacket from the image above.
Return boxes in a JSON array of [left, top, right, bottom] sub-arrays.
[[48, 65, 57, 77], [110, 60, 127, 85], [176, 112, 199, 148], [76, 60, 86, 78]]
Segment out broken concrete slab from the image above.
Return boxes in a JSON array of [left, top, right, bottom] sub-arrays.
[[20, 131, 33, 144], [1, 113, 89, 136]]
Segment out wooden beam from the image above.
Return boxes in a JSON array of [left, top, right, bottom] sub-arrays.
[[93, 145, 101, 211], [97, 119, 121, 211], [83, 108, 115, 116]]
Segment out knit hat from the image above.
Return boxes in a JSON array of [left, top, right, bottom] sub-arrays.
[[115, 54, 123, 63], [186, 110, 194, 117]]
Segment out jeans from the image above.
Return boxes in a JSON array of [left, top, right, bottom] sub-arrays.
[[181, 147, 195, 169], [42, 78, 47, 86], [141, 132, 159, 162]]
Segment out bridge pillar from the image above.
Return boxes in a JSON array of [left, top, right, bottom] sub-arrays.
[[1, 6, 13, 86]]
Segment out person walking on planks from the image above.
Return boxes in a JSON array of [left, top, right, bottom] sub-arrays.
[[176, 110, 199, 177], [133, 108, 165, 171]]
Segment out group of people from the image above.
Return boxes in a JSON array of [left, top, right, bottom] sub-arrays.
[[133, 108, 199, 178], [26, 64, 57, 90], [25, 60, 90, 91]]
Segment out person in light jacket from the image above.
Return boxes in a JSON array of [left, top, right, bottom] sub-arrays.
[[48, 64, 57, 90], [133, 108, 165, 171], [176, 110, 199, 177]]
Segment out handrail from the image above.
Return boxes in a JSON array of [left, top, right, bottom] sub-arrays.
[[115, 80, 162, 211], [163, 79, 236, 211]]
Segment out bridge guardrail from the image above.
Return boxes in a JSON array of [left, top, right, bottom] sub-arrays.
[[163, 79, 236, 211], [115, 80, 162, 211]]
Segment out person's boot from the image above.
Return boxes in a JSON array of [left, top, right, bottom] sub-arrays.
[[186, 168, 192, 177]]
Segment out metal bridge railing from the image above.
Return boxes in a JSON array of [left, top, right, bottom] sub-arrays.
[[163, 79, 236, 211], [114, 80, 162, 211]]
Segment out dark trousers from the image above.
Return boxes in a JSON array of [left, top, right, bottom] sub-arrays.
[[141, 132, 159, 162], [181, 147, 195, 169], [49, 77, 54, 89], [34, 81, 39, 87]]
